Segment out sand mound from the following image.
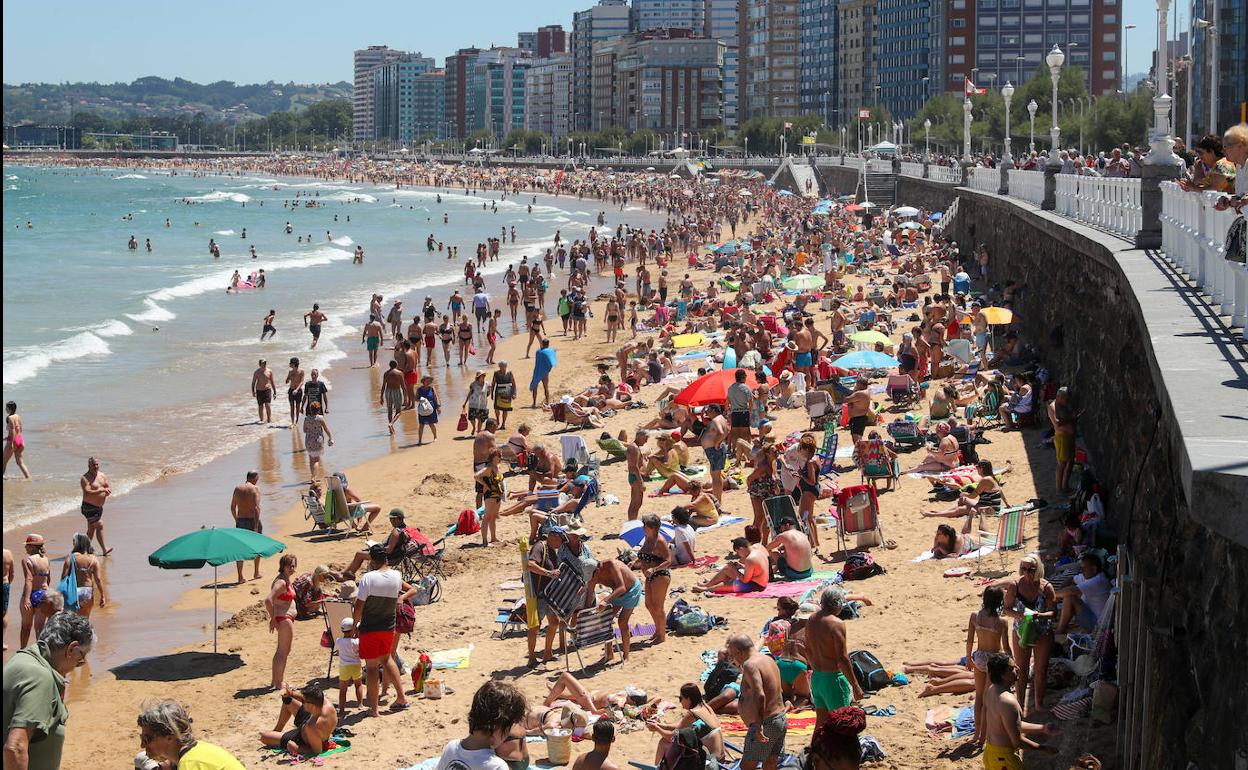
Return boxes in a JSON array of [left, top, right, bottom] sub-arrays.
[[418, 472, 461, 497]]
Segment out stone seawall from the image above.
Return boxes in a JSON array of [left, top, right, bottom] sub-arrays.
[[952, 190, 1248, 770]]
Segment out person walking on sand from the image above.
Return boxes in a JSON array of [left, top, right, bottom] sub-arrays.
[[231, 470, 263, 583], [353, 545, 409, 717], [251, 359, 276, 424], [17, 534, 51, 648], [362, 317, 385, 368], [632, 514, 670, 646], [80, 457, 112, 556], [285, 358, 305, 427], [529, 339, 556, 408], [303, 304, 327, 349], [726, 634, 787, 770], [60, 533, 105, 619], [4, 401, 31, 479], [416, 375, 441, 445], [381, 361, 405, 435], [805, 586, 863, 729], [302, 403, 333, 478]]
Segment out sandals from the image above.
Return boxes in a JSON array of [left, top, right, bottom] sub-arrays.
[[863, 704, 897, 717], [882, 538, 898, 550]]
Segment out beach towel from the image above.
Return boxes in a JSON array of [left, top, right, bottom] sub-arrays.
[[397, 758, 440, 770], [531, 347, 557, 392], [429, 644, 475, 669], [913, 544, 995, 562], [673, 555, 719, 570], [707, 580, 822, 599], [616, 622, 657, 639], [721, 711, 818, 737], [269, 737, 352, 760]]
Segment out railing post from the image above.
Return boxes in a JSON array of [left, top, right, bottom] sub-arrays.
[[998, 164, 1009, 196], [1042, 164, 1058, 210], [922, 162, 928, 180], [1134, 163, 1182, 249]]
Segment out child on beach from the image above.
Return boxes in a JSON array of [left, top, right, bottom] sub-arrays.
[[336, 617, 364, 711]]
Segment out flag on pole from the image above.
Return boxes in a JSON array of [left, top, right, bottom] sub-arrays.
[[857, 108, 871, 120], [783, 121, 793, 130], [964, 78, 986, 96]]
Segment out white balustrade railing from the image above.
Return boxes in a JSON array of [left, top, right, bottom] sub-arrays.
[[1159, 181, 1246, 327], [1055, 173, 1079, 216], [868, 159, 892, 173], [1007, 169, 1045, 205], [843, 156, 865, 171], [1072, 176, 1142, 239], [967, 166, 1000, 193], [899, 161, 925, 178], [928, 164, 962, 184]]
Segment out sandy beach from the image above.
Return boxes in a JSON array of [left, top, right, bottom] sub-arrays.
[[19, 176, 1074, 770]]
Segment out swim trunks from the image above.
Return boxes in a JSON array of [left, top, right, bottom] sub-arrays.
[[777, 561, 814, 581], [608, 580, 643, 610], [981, 742, 1024, 770], [81, 502, 104, 523], [384, 388, 403, 411], [288, 388, 303, 403], [255, 389, 272, 405], [1053, 432, 1075, 463], [794, 351, 814, 368], [810, 670, 853, 711], [309, 324, 322, 339], [366, 337, 380, 351], [405, 371, 419, 385], [730, 411, 750, 429], [358, 629, 397, 660], [742, 713, 787, 763], [848, 415, 869, 436], [235, 517, 257, 531], [704, 444, 728, 472], [262, 324, 276, 336], [2, 582, 9, 616], [338, 662, 362, 682]]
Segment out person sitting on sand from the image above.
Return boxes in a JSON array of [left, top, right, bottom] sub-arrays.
[[931, 523, 977, 558], [645, 435, 695, 494], [922, 460, 1006, 533], [260, 685, 337, 758], [670, 507, 697, 565], [517, 475, 596, 541], [645, 683, 724, 763], [572, 722, 620, 770], [136, 699, 245, 770], [694, 537, 770, 594], [340, 509, 410, 579], [437, 681, 529, 770], [903, 422, 960, 474], [766, 519, 814, 581]]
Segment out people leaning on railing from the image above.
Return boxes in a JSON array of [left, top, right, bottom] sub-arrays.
[[1213, 124, 1248, 264]]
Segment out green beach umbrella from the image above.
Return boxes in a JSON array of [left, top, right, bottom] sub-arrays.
[[149, 527, 286, 652], [781, 274, 824, 291]]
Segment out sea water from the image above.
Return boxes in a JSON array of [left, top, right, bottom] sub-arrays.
[[1, 164, 604, 530]]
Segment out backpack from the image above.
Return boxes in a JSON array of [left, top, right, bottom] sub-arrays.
[[658, 726, 707, 770], [417, 397, 435, 417], [841, 552, 885, 581], [703, 659, 741, 701], [395, 600, 416, 635], [665, 598, 712, 636], [849, 649, 891, 693], [456, 508, 481, 536]]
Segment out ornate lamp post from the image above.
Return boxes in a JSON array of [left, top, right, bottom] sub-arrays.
[[962, 97, 973, 162], [1001, 81, 1015, 164], [1146, 0, 1179, 165], [1046, 45, 1064, 162], [1027, 99, 1038, 154], [923, 118, 931, 162]]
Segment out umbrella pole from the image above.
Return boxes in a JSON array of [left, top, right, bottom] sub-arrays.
[[213, 565, 218, 654]]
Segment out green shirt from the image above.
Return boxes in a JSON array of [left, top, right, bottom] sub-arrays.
[[2, 642, 69, 770]]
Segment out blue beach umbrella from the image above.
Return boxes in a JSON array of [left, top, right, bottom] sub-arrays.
[[619, 520, 675, 548], [833, 350, 901, 370]]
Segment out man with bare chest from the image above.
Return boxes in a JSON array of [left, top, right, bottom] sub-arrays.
[[251, 359, 276, 424], [285, 358, 305, 426], [727, 635, 786, 770]]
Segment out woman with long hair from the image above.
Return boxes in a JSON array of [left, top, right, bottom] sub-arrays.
[[60, 533, 106, 619], [266, 554, 298, 690]]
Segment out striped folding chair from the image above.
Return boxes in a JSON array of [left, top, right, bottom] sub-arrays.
[[567, 605, 620, 672], [975, 505, 1030, 572]]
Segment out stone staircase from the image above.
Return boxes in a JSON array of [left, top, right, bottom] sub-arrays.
[[863, 169, 896, 207]]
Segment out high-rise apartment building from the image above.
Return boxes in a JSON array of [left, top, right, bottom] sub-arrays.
[[739, 0, 801, 122], [444, 47, 482, 139], [873, 0, 932, 120], [632, 0, 706, 32], [836, 0, 876, 129], [1189, 0, 1247, 137], [537, 25, 568, 58], [525, 52, 574, 142], [799, 0, 838, 127], [353, 45, 408, 141], [592, 29, 725, 136], [943, 0, 1122, 98], [466, 48, 531, 137], [518, 32, 538, 55], [706, 0, 741, 131], [572, 0, 633, 131], [371, 53, 438, 145]]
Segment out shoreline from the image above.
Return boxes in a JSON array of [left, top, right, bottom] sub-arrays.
[[0, 167, 670, 666]]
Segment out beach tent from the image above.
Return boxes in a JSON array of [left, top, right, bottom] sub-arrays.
[[149, 527, 286, 653]]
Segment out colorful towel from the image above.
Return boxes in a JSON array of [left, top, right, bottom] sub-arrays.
[[269, 737, 351, 759], [696, 515, 747, 532], [722, 711, 818, 737], [429, 644, 475, 669], [707, 580, 823, 599], [673, 555, 720, 570]]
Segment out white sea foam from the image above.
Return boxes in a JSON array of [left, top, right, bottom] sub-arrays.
[[183, 191, 251, 204], [5, 185, 16, 191], [62, 319, 134, 338], [125, 299, 177, 324], [115, 173, 148, 180], [213, 229, 236, 236], [331, 235, 354, 246], [6, 174, 18, 181], [3, 332, 112, 386], [318, 191, 377, 203], [146, 244, 354, 304]]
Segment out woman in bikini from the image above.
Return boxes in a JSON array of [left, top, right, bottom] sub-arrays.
[[605, 298, 621, 343], [19, 534, 51, 647], [632, 514, 671, 645], [60, 533, 105, 619], [922, 460, 1006, 533], [266, 554, 298, 690], [474, 450, 505, 547], [966, 585, 1008, 744], [437, 315, 455, 367], [302, 402, 333, 480], [486, 309, 502, 364], [1002, 554, 1057, 711], [457, 317, 475, 366], [4, 401, 30, 479], [797, 439, 821, 549], [646, 683, 724, 763], [746, 444, 783, 544]]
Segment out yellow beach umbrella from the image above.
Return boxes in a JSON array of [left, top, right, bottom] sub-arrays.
[[519, 538, 537, 629], [980, 307, 1014, 325]]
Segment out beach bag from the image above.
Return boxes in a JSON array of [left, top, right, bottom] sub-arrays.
[[411, 652, 433, 692], [423, 677, 446, 699], [395, 600, 417, 635], [1226, 215, 1246, 264], [410, 575, 441, 606], [704, 659, 741, 701], [57, 557, 80, 611], [849, 649, 890, 693], [417, 397, 435, 417], [672, 604, 714, 636], [456, 508, 481, 536], [658, 727, 707, 770], [1017, 610, 1039, 647], [457, 412, 469, 431], [841, 552, 885, 581]]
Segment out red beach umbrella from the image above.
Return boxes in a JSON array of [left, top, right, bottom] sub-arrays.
[[674, 369, 778, 407]]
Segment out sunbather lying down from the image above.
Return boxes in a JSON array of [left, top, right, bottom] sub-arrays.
[[542, 671, 651, 716], [902, 659, 977, 697], [523, 697, 591, 736]]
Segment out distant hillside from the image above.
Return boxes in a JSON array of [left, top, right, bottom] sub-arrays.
[[3, 77, 353, 124]]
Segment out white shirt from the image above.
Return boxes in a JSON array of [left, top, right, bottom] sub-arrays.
[[1075, 572, 1111, 620], [436, 740, 510, 770], [335, 636, 360, 665], [673, 525, 697, 564]]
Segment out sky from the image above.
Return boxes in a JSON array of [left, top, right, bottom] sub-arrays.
[[3, 0, 1164, 86]]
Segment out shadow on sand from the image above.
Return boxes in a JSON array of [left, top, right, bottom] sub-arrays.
[[112, 651, 245, 682]]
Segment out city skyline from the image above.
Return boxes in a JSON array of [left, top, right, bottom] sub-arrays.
[[3, 0, 1163, 86]]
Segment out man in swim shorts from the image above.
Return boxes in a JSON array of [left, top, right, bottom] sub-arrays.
[[381, 361, 405, 435], [251, 359, 276, 424], [362, 317, 384, 367], [588, 557, 641, 664], [766, 520, 814, 581], [625, 430, 648, 521], [804, 586, 862, 726], [80, 456, 112, 555], [304, 303, 327, 349], [843, 379, 872, 444], [230, 470, 263, 582], [981, 653, 1058, 768], [286, 358, 305, 426]]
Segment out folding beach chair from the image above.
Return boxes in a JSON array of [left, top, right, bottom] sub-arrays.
[[975, 505, 1031, 572], [885, 419, 926, 452], [494, 598, 528, 639], [805, 389, 834, 431], [858, 440, 901, 491], [302, 488, 348, 537], [885, 374, 918, 408], [834, 485, 883, 558], [322, 600, 354, 680], [764, 494, 807, 538], [965, 388, 1002, 429], [566, 606, 620, 673], [561, 434, 593, 467]]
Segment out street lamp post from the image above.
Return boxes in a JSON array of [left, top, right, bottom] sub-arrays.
[[923, 118, 931, 162], [1146, 0, 1179, 165], [962, 97, 973, 162], [1046, 45, 1064, 162], [1027, 99, 1038, 154], [1195, 17, 1218, 133], [1001, 81, 1015, 164], [1124, 24, 1137, 92]]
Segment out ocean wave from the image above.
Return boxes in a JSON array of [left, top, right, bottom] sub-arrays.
[[3, 332, 112, 386], [146, 245, 354, 304], [5, 174, 17, 181], [4, 185, 16, 191], [213, 229, 236, 236], [61, 319, 134, 338], [115, 173, 148, 180], [329, 235, 353, 246], [183, 191, 251, 204], [318, 191, 377, 203], [125, 299, 178, 324]]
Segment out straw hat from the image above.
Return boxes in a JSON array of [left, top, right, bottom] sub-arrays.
[[24, 533, 45, 547]]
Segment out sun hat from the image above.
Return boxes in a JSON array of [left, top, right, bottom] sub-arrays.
[[24, 534, 44, 547], [340, 617, 355, 631], [565, 521, 590, 538]]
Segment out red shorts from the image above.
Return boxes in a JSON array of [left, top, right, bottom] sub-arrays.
[[404, 371, 419, 385], [358, 630, 396, 660]]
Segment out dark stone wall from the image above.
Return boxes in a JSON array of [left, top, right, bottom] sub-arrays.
[[951, 190, 1248, 770], [898, 176, 957, 213]]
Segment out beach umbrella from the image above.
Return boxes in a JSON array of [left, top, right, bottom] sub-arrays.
[[844, 204, 863, 212], [674, 369, 778, 407], [739, 189, 753, 196], [837, 194, 856, 202], [930, 212, 944, 220], [646, 166, 656, 171], [781, 274, 824, 291], [897, 221, 922, 230], [893, 206, 920, 217], [148, 527, 286, 653], [832, 350, 901, 370], [849, 330, 892, 346], [980, 307, 1014, 325], [618, 520, 675, 548]]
